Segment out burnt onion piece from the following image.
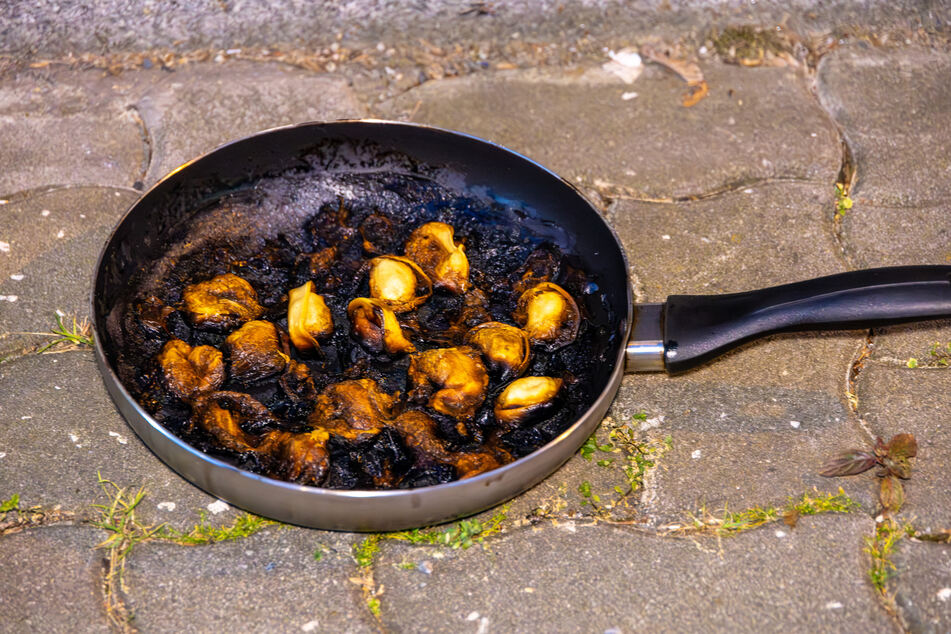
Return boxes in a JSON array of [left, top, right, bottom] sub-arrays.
[[157, 339, 225, 401], [464, 321, 531, 381], [368, 255, 433, 312], [347, 298, 416, 354], [182, 273, 264, 330], [407, 346, 489, 420], [404, 221, 470, 294], [309, 378, 398, 441], [287, 281, 334, 352], [391, 410, 502, 479], [225, 320, 290, 384], [513, 282, 581, 350], [494, 376, 563, 429]]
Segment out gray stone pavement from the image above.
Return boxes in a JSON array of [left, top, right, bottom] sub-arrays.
[[1, 6, 951, 633]]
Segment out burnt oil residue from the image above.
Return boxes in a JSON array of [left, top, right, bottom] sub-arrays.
[[110, 158, 617, 491]]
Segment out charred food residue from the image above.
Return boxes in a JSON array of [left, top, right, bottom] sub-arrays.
[[119, 191, 604, 490]]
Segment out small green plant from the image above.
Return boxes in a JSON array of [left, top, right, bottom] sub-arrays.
[[0, 494, 20, 513], [820, 433, 917, 515], [865, 519, 909, 594], [669, 489, 858, 537], [366, 597, 382, 618], [906, 341, 951, 368], [158, 511, 277, 545], [353, 535, 381, 567], [834, 182, 853, 219], [37, 313, 93, 352]]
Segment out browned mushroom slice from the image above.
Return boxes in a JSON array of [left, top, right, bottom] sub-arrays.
[[279, 359, 318, 404], [259, 429, 330, 485], [368, 255, 433, 312], [225, 320, 289, 384], [404, 222, 470, 294], [309, 378, 397, 440], [408, 346, 489, 419], [157, 339, 226, 401], [391, 410, 502, 479], [182, 273, 264, 330], [195, 391, 276, 452], [464, 322, 531, 380], [347, 298, 416, 355], [287, 281, 334, 352], [494, 376, 563, 429], [513, 282, 581, 349]]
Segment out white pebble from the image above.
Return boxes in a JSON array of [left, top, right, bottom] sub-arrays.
[[157, 502, 177, 512], [466, 612, 480, 621], [56, 230, 65, 239], [691, 449, 702, 459], [301, 621, 320, 632], [20, 416, 31, 420], [743, 188, 754, 194], [0, 295, 17, 302], [108, 431, 128, 445], [775, 530, 786, 538], [41, 209, 50, 217], [207, 499, 230, 514], [0, 452, 6, 459], [69, 433, 79, 443], [621, 91, 638, 100], [661, 234, 671, 240], [0, 241, 9, 253], [825, 601, 844, 609], [10, 274, 23, 281], [790, 421, 801, 429], [938, 588, 951, 602]]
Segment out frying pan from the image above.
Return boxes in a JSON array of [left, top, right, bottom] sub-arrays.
[[92, 120, 951, 531]]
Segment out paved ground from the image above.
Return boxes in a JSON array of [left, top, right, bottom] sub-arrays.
[[1, 4, 950, 633]]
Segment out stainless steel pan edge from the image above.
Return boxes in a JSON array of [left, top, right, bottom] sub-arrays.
[[91, 119, 634, 532]]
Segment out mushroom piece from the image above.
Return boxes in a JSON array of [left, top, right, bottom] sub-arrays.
[[287, 281, 334, 352], [404, 221, 470, 294], [391, 410, 502, 479], [182, 273, 264, 330], [309, 378, 397, 441], [494, 376, 563, 429], [225, 320, 289, 384], [157, 339, 226, 401], [195, 391, 278, 452], [513, 282, 581, 350], [347, 298, 416, 355], [407, 346, 489, 420], [258, 429, 330, 485], [464, 321, 531, 381], [368, 255, 433, 312]]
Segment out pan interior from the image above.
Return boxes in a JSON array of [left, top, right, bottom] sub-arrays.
[[95, 122, 629, 492]]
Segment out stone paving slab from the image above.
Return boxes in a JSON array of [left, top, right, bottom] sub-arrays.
[[817, 46, 951, 208], [0, 186, 137, 358], [894, 540, 951, 633], [375, 64, 840, 200], [125, 527, 369, 634], [133, 62, 368, 184], [0, 71, 146, 196], [0, 352, 227, 528], [0, 526, 111, 632], [375, 513, 888, 632], [606, 182, 843, 299]]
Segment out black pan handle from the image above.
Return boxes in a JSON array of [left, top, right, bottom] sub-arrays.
[[663, 266, 951, 373]]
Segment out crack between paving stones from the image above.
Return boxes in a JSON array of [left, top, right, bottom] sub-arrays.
[[0, 509, 80, 537], [590, 175, 817, 208], [125, 105, 152, 189], [0, 183, 143, 204]]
